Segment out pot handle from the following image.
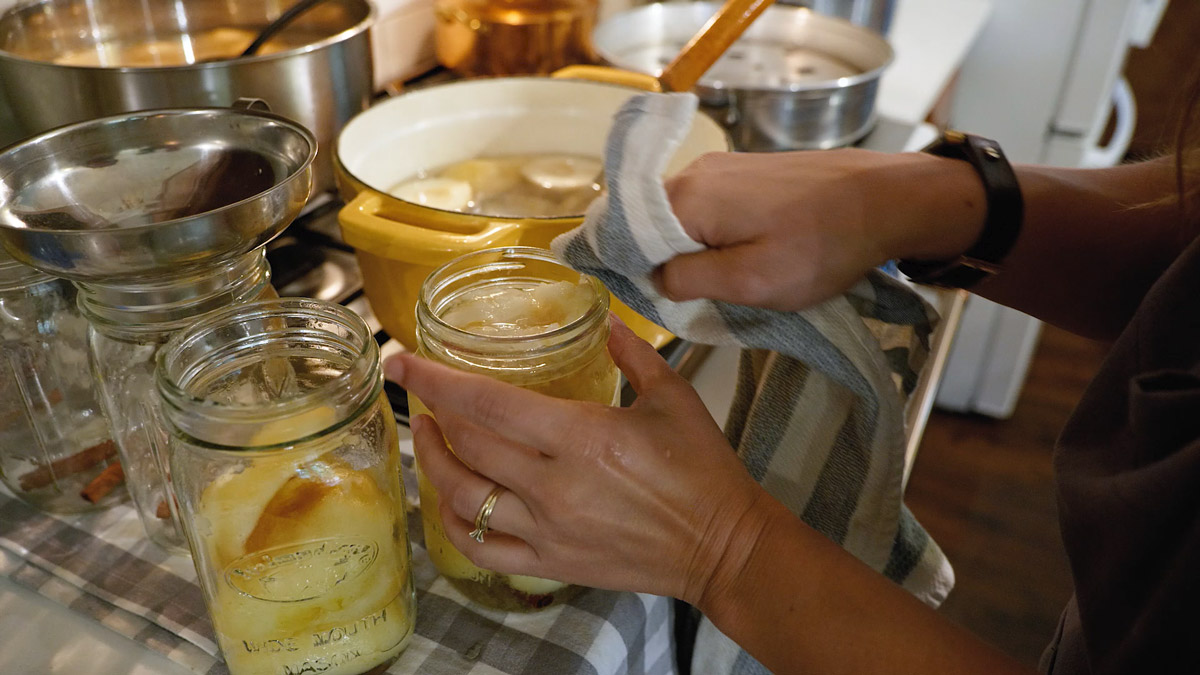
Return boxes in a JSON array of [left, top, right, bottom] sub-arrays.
[[551, 65, 663, 92], [338, 191, 524, 265], [703, 89, 739, 128]]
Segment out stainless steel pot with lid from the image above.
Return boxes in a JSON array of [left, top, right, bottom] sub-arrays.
[[0, 0, 372, 194], [782, 0, 898, 35], [593, 2, 893, 151]]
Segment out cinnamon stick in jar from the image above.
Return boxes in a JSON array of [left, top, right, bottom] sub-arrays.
[[17, 439, 117, 492], [81, 462, 125, 503]]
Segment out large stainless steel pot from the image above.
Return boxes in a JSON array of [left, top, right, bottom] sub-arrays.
[[0, 0, 373, 194], [594, 3, 893, 151]]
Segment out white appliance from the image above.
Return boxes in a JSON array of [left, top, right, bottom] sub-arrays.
[[369, 0, 437, 91], [932, 0, 1169, 418]]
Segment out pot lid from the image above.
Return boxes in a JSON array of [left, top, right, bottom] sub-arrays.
[[619, 41, 866, 91], [594, 3, 893, 93]]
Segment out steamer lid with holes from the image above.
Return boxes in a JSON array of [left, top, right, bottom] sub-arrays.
[[593, 2, 894, 150]]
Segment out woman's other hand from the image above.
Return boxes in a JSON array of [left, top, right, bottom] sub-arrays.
[[385, 317, 767, 606], [388, 317, 1037, 675], [658, 149, 987, 310]]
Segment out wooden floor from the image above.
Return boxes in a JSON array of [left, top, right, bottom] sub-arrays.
[[904, 325, 1111, 665]]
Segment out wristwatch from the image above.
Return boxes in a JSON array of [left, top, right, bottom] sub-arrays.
[[896, 131, 1024, 289]]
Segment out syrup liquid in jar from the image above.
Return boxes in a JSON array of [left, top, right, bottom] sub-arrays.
[[411, 247, 618, 611], [159, 299, 416, 675]]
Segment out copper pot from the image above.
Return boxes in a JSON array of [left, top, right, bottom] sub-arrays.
[[434, 0, 598, 76]]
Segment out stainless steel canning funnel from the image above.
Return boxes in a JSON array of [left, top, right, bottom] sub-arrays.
[[0, 106, 315, 280]]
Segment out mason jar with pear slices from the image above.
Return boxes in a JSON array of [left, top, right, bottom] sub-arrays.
[[157, 299, 416, 675], [411, 247, 620, 611]]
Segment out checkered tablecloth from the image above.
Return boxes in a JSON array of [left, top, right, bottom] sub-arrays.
[[0, 438, 677, 675]]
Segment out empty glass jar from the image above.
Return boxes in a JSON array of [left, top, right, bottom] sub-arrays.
[[411, 246, 619, 611], [0, 248, 120, 513], [79, 251, 274, 553], [159, 298, 416, 675]]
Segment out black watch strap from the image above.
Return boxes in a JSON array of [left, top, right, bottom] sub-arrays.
[[896, 131, 1024, 289]]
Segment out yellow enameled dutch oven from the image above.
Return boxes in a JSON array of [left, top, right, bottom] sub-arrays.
[[334, 75, 730, 350], [335, 0, 774, 349]]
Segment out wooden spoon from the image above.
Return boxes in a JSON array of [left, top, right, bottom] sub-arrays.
[[657, 0, 777, 92]]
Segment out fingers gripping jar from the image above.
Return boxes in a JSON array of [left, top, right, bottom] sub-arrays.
[[411, 246, 620, 611], [0, 249, 120, 513], [158, 298, 416, 675]]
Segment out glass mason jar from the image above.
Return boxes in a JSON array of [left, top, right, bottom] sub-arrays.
[[0, 248, 121, 513], [411, 246, 619, 611], [158, 298, 416, 675], [78, 251, 274, 553]]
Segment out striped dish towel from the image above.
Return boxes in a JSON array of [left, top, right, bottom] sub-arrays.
[[551, 92, 954, 674]]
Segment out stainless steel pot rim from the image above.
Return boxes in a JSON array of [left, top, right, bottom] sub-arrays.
[[0, 0, 374, 73], [692, 65, 891, 94], [0, 106, 317, 234], [594, 4, 894, 94]]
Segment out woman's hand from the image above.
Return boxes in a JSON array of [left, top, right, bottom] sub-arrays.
[[384, 318, 768, 605], [388, 320, 1037, 675], [658, 149, 987, 310]]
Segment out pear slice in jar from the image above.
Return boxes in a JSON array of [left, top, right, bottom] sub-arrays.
[[507, 573, 568, 595], [202, 406, 340, 567], [389, 178, 474, 211], [519, 155, 603, 190]]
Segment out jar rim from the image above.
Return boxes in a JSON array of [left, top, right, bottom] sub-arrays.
[[0, 248, 55, 289], [416, 246, 609, 352], [77, 250, 271, 337], [155, 297, 380, 450]]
